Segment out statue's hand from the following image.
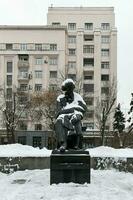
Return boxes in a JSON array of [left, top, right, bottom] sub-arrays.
[[71, 114, 82, 125]]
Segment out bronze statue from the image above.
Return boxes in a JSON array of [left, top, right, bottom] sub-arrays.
[[55, 79, 87, 152]]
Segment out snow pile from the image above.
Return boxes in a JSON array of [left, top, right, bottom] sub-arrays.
[[0, 144, 52, 157], [0, 144, 133, 158], [0, 169, 133, 200], [88, 146, 133, 158]]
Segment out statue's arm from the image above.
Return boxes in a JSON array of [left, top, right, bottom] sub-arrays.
[[78, 100, 87, 113], [56, 99, 74, 117]]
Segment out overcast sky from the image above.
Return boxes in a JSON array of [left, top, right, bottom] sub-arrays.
[[0, 0, 132, 112]]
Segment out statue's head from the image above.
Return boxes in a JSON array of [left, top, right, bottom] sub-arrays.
[[61, 79, 75, 92]]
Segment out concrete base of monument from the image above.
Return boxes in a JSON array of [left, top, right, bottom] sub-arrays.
[[50, 150, 91, 184]]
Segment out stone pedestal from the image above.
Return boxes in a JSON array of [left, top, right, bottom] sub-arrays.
[[50, 150, 91, 184]]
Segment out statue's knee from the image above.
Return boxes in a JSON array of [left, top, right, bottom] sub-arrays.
[[56, 118, 63, 126]]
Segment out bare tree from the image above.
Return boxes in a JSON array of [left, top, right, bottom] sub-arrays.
[[95, 80, 117, 145], [127, 93, 133, 134], [2, 89, 30, 143], [30, 90, 58, 130], [29, 90, 59, 148]]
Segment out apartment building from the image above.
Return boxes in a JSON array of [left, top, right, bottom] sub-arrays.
[[0, 7, 117, 146], [47, 7, 117, 130], [0, 25, 67, 145]]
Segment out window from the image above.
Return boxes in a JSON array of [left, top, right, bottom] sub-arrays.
[[6, 43, 12, 50], [101, 23, 110, 30], [101, 49, 109, 57], [101, 99, 109, 107], [68, 49, 76, 55], [85, 111, 94, 118], [101, 74, 109, 81], [50, 71, 57, 78], [18, 71, 28, 79], [18, 54, 29, 61], [35, 58, 43, 65], [84, 23, 93, 30], [18, 122, 27, 131], [67, 74, 76, 81], [68, 35, 76, 43], [49, 84, 57, 91], [83, 58, 94, 66], [35, 84, 42, 91], [84, 71, 94, 80], [68, 23, 76, 30], [50, 44, 57, 51], [84, 75, 93, 80], [35, 70, 42, 78], [18, 67, 28, 79], [52, 22, 60, 26], [7, 61, 12, 73], [84, 35, 94, 41], [101, 62, 109, 69], [83, 84, 94, 93], [7, 75, 12, 86], [101, 35, 110, 43], [20, 84, 28, 91], [33, 137, 42, 148], [18, 136, 26, 145], [84, 97, 94, 105], [20, 111, 28, 119], [101, 87, 109, 95], [49, 57, 58, 65], [35, 44, 42, 51], [6, 101, 12, 110], [34, 110, 42, 120], [83, 122, 94, 129], [6, 88, 12, 99], [68, 61, 76, 68], [35, 124, 42, 130], [18, 96, 28, 105], [83, 45, 94, 53], [20, 44, 27, 51]]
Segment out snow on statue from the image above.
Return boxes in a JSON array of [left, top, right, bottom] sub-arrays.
[[55, 79, 87, 152]]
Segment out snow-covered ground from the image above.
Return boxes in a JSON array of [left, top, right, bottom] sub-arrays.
[[0, 144, 133, 158], [0, 144, 133, 200], [0, 169, 133, 200]]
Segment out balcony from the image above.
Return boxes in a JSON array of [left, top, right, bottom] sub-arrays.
[[18, 72, 29, 81], [83, 64, 94, 71], [83, 52, 94, 58], [18, 60, 29, 68]]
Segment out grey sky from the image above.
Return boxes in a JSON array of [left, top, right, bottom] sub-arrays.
[[0, 0, 132, 112]]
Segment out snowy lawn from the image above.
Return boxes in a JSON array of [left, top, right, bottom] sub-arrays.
[[0, 169, 133, 200]]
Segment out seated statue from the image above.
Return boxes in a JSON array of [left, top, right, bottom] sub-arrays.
[[55, 79, 87, 152]]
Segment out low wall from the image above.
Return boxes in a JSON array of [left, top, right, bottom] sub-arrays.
[[0, 156, 133, 173], [0, 157, 50, 173], [91, 157, 133, 173]]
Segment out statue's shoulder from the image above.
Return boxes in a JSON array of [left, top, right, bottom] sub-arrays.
[[74, 92, 86, 104], [57, 94, 65, 102]]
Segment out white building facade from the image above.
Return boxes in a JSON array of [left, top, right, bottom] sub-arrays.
[[47, 7, 117, 130], [0, 7, 117, 139]]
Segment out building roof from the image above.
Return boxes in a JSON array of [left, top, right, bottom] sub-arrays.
[[0, 25, 67, 31], [48, 6, 114, 11]]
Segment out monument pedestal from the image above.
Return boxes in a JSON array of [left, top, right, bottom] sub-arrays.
[[50, 150, 91, 184]]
